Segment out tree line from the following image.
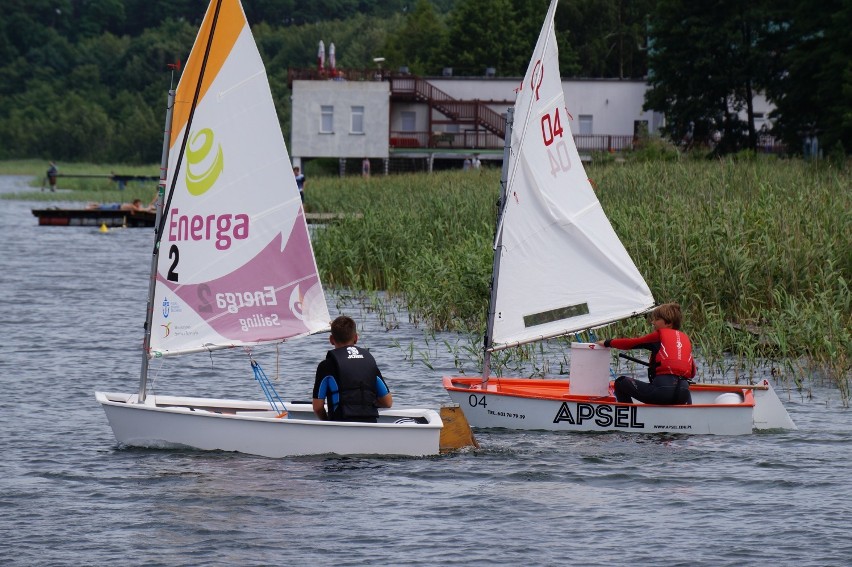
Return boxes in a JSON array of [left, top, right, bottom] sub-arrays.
[[0, 0, 848, 164]]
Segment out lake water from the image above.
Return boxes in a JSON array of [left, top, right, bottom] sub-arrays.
[[1, 175, 850, 566]]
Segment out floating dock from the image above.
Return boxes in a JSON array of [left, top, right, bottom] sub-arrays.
[[32, 208, 361, 228], [32, 208, 155, 228]]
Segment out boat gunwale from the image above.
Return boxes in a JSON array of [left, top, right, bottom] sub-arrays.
[[441, 376, 757, 408], [95, 391, 443, 428]]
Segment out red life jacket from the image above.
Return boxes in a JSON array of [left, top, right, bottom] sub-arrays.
[[655, 328, 695, 378]]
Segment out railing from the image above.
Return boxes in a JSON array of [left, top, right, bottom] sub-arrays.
[[574, 135, 636, 153], [389, 130, 506, 150], [757, 134, 786, 154], [390, 131, 638, 152], [389, 132, 430, 148], [288, 67, 388, 84]]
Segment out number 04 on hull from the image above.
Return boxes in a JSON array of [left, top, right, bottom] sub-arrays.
[[443, 374, 796, 435]]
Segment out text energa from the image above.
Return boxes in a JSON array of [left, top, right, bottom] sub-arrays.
[[217, 286, 277, 314], [168, 208, 249, 250]]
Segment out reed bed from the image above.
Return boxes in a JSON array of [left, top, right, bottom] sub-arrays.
[[310, 171, 495, 329], [310, 159, 851, 402]]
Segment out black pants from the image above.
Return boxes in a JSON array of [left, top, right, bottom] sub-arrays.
[[613, 374, 691, 405]]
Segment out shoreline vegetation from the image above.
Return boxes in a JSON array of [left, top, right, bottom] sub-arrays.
[[0, 160, 159, 204], [5, 157, 850, 404]]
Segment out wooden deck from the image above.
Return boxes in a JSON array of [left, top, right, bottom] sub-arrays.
[[32, 208, 155, 228]]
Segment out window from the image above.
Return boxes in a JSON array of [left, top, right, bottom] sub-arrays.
[[401, 111, 416, 132], [351, 106, 364, 134], [578, 115, 593, 135], [320, 105, 334, 133]]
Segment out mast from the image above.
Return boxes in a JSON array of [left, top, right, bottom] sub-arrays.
[[138, 0, 224, 397], [138, 88, 175, 402], [481, 106, 514, 384]]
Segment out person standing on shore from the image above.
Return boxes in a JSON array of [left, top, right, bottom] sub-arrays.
[[293, 166, 306, 203], [45, 162, 58, 192]]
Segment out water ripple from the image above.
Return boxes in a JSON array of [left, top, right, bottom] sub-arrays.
[[1, 178, 850, 566]]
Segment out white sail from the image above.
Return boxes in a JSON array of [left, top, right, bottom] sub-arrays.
[[150, 0, 330, 357], [489, 0, 654, 350]]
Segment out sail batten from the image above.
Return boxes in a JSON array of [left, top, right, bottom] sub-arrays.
[[488, 309, 654, 352], [488, 0, 654, 350], [149, 0, 330, 358]]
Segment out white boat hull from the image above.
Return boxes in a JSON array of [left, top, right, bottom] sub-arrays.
[[96, 392, 443, 457], [442, 377, 796, 435]]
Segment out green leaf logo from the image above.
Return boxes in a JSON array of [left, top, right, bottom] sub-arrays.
[[185, 128, 224, 196]]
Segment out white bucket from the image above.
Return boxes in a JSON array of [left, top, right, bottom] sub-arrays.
[[714, 392, 744, 405], [569, 342, 611, 396]]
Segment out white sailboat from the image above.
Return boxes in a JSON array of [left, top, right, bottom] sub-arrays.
[[442, 0, 795, 435], [96, 0, 459, 458]]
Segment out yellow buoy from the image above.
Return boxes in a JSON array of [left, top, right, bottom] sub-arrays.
[[99, 223, 108, 233]]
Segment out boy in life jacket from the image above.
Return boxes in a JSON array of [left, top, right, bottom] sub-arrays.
[[312, 316, 393, 422], [596, 303, 696, 405]]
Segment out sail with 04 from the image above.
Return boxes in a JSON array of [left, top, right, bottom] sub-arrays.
[[442, 0, 796, 435]]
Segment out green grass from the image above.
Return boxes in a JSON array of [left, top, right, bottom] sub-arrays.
[[306, 157, 851, 401]]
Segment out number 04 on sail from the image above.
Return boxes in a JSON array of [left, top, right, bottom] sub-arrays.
[[95, 0, 466, 458], [442, 0, 796, 435]]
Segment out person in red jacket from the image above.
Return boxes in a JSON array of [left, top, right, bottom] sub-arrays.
[[596, 302, 696, 405]]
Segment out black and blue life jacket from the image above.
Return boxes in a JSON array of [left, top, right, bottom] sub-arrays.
[[326, 346, 380, 421]]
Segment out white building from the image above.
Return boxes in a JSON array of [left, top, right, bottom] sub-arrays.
[[289, 72, 774, 168], [290, 80, 390, 162]]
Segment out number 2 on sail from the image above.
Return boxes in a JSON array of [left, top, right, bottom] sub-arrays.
[[541, 108, 571, 176], [167, 244, 179, 282]]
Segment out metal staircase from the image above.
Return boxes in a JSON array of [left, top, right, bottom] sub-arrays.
[[389, 77, 507, 138]]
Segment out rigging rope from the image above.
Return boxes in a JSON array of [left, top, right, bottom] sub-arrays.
[[245, 350, 288, 418]]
